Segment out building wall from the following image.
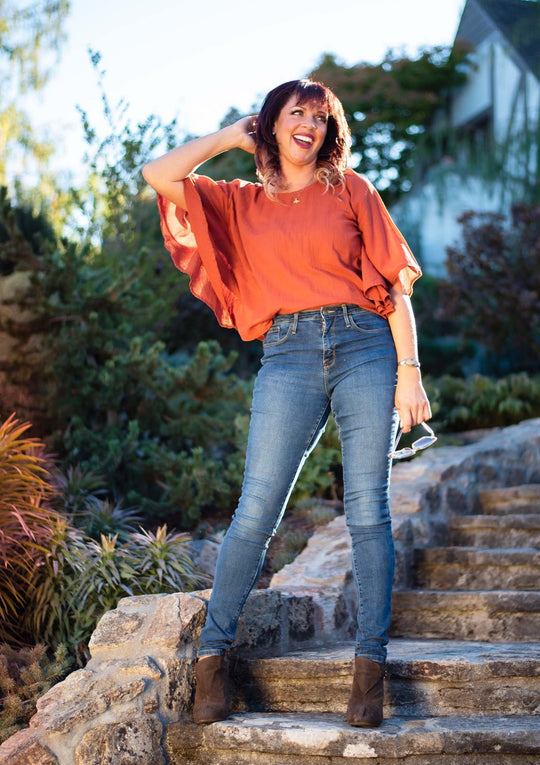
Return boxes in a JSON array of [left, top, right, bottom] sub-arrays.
[[392, 34, 540, 276], [450, 38, 494, 127]]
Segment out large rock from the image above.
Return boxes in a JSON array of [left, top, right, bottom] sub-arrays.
[[74, 718, 166, 765]]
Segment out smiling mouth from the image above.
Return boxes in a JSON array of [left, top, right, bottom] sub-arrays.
[[293, 134, 314, 147]]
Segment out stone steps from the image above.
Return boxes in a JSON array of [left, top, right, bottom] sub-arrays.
[[390, 590, 540, 641], [479, 485, 540, 515], [448, 514, 540, 548], [166, 481, 540, 764], [413, 547, 540, 590], [229, 639, 540, 718], [168, 713, 540, 764]]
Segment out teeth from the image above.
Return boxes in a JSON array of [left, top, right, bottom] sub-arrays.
[[294, 135, 313, 145]]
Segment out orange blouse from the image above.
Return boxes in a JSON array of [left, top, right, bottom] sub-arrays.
[[157, 169, 421, 341]]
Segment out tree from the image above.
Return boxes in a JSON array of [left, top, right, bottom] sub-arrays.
[[309, 46, 470, 204], [441, 204, 540, 375], [0, 0, 71, 188]]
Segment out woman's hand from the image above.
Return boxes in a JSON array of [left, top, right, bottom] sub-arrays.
[[232, 115, 258, 154], [394, 366, 432, 433]]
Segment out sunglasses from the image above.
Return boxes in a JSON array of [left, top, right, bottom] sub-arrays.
[[389, 421, 438, 460]]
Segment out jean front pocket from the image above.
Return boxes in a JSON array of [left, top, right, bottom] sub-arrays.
[[263, 316, 296, 347], [348, 308, 388, 334]]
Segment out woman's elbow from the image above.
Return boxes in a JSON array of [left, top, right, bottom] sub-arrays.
[[142, 162, 157, 188], [141, 169, 187, 209]]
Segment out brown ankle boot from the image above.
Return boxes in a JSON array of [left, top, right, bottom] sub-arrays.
[[193, 655, 230, 724], [346, 657, 385, 728]]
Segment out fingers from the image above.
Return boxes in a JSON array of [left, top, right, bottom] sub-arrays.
[[234, 116, 258, 154], [246, 115, 258, 135], [395, 389, 432, 433]]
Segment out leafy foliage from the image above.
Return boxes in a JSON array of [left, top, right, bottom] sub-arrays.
[[53, 341, 252, 525], [441, 204, 540, 374], [51, 464, 107, 516], [411, 274, 476, 377], [0, 0, 71, 190], [425, 373, 540, 431], [309, 45, 470, 202], [0, 182, 255, 526], [30, 521, 205, 662], [0, 415, 207, 658], [73, 50, 177, 247], [70, 498, 142, 542], [0, 642, 72, 743], [179, 45, 470, 209], [0, 199, 55, 275], [0, 414, 62, 644]]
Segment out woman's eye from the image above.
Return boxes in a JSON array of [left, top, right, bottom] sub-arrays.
[[316, 115, 327, 123]]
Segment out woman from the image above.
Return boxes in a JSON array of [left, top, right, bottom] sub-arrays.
[[143, 79, 431, 729]]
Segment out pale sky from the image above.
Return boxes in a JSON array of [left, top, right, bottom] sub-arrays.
[[27, 0, 466, 177]]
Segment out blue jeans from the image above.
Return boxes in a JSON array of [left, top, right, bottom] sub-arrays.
[[198, 305, 398, 663]]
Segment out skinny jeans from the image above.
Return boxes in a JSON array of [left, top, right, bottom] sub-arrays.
[[198, 304, 399, 663]]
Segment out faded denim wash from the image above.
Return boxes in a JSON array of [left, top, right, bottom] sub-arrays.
[[198, 304, 399, 663]]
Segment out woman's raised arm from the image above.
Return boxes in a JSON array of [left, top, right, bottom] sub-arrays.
[[142, 116, 257, 209]]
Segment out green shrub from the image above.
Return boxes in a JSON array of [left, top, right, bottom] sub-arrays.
[[51, 465, 107, 516], [72, 498, 142, 541], [426, 372, 540, 431], [30, 521, 206, 662], [51, 465, 143, 540], [50, 340, 252, 526], [0, 643, 72, 743]]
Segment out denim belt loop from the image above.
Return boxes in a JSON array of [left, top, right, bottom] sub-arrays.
[[292, 312, 299, 334], [342, 303, 351, 327]]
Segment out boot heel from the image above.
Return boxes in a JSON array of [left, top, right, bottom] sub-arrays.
[[346, 656, 385, 728], [193, 655, 230, 724]]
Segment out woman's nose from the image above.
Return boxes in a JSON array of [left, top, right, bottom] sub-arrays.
[[302, 114, 318, 129]]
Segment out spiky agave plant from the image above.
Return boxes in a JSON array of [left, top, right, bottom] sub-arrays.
[[0, 414, 61, 643]]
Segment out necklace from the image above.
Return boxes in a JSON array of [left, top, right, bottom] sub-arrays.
[[291, 185, 309, 204], [279, 179, 314, 205]]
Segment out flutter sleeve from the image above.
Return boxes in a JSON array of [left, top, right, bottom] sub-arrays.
[[157, 174, 243, 331], [347, 171, 422, 316]]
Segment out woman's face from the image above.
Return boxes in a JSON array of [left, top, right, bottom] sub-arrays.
[[272, 95, 329, 172]]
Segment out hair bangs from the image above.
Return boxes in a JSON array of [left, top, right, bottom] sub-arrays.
[[293, 81, 330, 111]]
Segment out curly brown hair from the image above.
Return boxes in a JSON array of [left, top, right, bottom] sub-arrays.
[[254, 79, 351, 198]]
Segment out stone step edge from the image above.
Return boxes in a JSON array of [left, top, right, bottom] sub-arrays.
[[235, 639, 540, 682], [415, 546, 539, 562], [478, 505, 540, 516], [450, 514, 540, 527], [479, 484, 540, 509], [168, 713, 540, 759], [392, 589, 540, 602]]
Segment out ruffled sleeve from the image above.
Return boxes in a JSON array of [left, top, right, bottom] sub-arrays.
[[157, 174, 242, 331], [346, 171, 422, 316]]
